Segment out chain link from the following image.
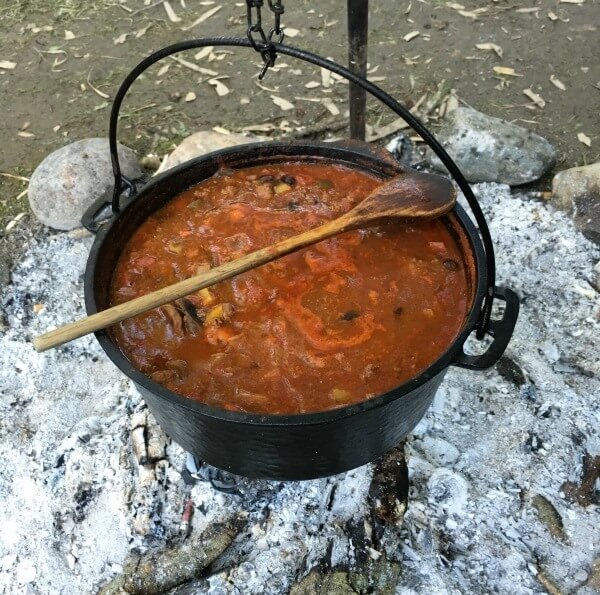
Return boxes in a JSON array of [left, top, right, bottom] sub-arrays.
[[246, 0, 285, 79]]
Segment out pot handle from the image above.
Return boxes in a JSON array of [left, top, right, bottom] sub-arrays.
[[81, 176, 143, 233], [453, 287, 520, 370]]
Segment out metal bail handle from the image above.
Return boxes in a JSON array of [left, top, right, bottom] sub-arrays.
[[107, 37, 497, 338]]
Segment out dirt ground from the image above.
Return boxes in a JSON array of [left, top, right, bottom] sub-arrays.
[[0, 0, 598, 230]]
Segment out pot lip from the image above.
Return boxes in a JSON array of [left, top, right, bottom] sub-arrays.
[[85, 141, 488, 427]]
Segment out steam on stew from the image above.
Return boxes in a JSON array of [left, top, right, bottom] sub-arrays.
[[110, 163, 471, 414]]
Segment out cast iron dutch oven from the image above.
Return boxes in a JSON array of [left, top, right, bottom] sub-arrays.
[[83, 39, 519, 480]]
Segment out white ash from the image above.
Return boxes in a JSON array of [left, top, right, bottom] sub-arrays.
[[0, 184, 598, 594]]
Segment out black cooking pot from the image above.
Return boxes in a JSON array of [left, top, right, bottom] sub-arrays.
[[83, 39, 519, 480]]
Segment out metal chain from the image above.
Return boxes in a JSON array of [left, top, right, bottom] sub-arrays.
[[246, 0, 285, 79]]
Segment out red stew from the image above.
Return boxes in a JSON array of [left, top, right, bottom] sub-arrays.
[[110, 163, 471, 414]]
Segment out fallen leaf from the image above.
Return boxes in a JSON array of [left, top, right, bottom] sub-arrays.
[[212, 126, 230, 135], [26, 24, 53, 33], [184, 91, 196, 102], [493, 66, 522, 77], [560, 0, 584, 4], [195, 46, 214, 60], [367, 117, 409, 142], [64, 30, 75, 40], [446, 2, 465, 9], [17, 131, 35, 138], [321, 98, 340, 116], [285, 27, 299, 37], [0, 60, 17, 70], [577, 132, 591, 147], [208, 78, 230, 96], [475, 42, 503, 58], [114, 33, 129, 45], [53, 125, 61, 132], [305, 81, 320, 89], [458, 10, 480, 19], [158, 64, 170, 77], [516, 7, 540, 13], [403, 30, 420, 42], [321, 68, 331, 88], [242, 123, 277, 132], [523, 88, 546, 108], [135, 24, 152, 38], [271, 95, 294, 111], [181, 6, 222, 31], [548, 11, 559, 20], [163, 1, 182, 22], [87, 71, 110, 99], [550, 75, 566, 90], [170, 55, 218, 76]]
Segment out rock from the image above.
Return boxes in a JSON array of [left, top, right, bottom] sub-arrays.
[[140, 153, 162, 172], [163, 130, 259, 171], [552, 162, 600, 244], [28, 138, 142, 231], [427, 107, 556, 185], [419, 436, 460, 466]]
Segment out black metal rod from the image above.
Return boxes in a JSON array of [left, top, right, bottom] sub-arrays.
[[347, 0, 368, 140], [107, 37, 495, 338]]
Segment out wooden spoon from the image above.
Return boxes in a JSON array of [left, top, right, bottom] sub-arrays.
[[33, 171, 455, 352]]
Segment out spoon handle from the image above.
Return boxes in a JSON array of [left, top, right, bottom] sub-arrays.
[[33, 217, 346, 353]]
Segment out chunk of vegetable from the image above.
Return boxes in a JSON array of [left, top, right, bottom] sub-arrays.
[[198, 288, 215, 306], [330, 388, 351, 402], [274, 183, 292, 194], [205, 303, 234, 325], [166, 240, 184, 254]]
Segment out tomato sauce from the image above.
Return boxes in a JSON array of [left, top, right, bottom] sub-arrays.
[[110, 163, 471, 414]]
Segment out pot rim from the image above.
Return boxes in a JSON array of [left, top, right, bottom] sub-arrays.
[[85, 141, 488, 426]]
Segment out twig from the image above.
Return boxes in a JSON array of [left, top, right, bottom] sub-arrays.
[[130, 0, 164, 17], [0, 172, 30, 183], [87, 70, 110, 99]]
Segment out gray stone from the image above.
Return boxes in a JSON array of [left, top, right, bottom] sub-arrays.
[[552, 162, 600, 244], [28, 138, 142, 231], [163, 130, 259, 171], [427, 107, 556, 185], [420, 435, 460, 466]]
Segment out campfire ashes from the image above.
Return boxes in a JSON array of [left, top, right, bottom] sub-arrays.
[[0, 183, 598, 593]]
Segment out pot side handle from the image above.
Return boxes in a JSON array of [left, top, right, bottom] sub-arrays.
[[81, 176, 146, 233], [453, 287, 519, 371]]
